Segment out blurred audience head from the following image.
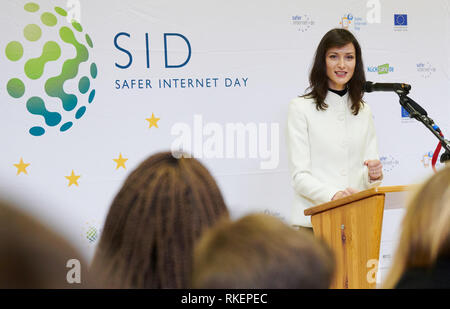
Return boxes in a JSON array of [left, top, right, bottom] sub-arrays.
[[0, 200, 90, 288], [91, 151, 229, 288], [192, 213, 335, 289], [384, 167, 450, 288]]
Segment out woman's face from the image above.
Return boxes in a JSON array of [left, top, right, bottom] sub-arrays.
[[325, 42, 356, 90]]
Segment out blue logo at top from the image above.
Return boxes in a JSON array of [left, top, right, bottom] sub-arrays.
[[394, 14, 407, 26]]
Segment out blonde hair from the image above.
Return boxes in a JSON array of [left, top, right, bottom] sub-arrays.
[[383, 167, 450, 288], [192, 213, 335, 289]]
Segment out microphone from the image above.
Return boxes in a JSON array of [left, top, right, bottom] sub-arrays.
[[400, 95, 428, 116], [365, 81, 428, 116], [364, 81, 411, 93]]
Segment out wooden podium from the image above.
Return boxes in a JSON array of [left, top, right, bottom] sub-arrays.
[[304, 186, 410, 289]]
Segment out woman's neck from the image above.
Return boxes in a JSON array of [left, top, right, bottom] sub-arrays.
[[328, 87, 348, 97]]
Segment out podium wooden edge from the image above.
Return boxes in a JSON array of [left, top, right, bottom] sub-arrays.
[[304, 185, 411, 217]]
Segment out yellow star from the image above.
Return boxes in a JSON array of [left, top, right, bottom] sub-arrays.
[[65, 170, 81, 187], [113, 153, 128, 170], [14, 158, 30, 175], [146, 113, 160, 128]]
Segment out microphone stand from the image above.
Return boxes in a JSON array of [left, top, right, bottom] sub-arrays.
[[396, 89, 450, 166]]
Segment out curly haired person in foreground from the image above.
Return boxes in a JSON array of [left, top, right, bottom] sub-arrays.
[[91, 151, 229, 288]]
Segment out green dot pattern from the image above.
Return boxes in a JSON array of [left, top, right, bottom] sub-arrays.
[[41, 12, 57, 27], [45, 26, 89, 112], [13, 4, 97, 136], [60, 121, 73, 131], [86, 34, 93, 48], [7, 78, 25, 98], [25, 41, 61, 80], [5, 41, 24, 61], [90, 63, 97, 79], [26, 96, 62, 126], [54, 7, 67, 16], [72, 20, 83, 32], [24, 24, 42, 41], [78, 76, 90, 94], [88, 89, 95, 103], [24, 2, 39, 12]]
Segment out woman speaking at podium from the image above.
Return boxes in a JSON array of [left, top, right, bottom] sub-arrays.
[[287, 28, 383, 230]]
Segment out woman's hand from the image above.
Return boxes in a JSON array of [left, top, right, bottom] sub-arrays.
[[364, 160, 383, 181], [332, 187, 359, 201]]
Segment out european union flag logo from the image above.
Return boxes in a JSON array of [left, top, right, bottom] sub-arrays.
[[394, 14, 407, 26]]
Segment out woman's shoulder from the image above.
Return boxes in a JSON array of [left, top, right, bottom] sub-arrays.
[[357, 101, 373, 116], [289, 95, 316, 110]]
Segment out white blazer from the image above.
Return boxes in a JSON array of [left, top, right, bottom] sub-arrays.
[[287, 91, 381, 227]]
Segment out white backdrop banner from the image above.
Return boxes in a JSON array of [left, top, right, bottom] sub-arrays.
[[1, 0, 449, 261]]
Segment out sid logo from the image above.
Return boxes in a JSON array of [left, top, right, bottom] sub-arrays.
[[5, 2, 98, 136]]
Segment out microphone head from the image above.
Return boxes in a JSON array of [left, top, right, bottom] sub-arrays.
[[364, 81, 411, 94], [400, 83, 411, 91]]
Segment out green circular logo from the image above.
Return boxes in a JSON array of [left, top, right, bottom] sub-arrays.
[[5, 2, 98, 136]]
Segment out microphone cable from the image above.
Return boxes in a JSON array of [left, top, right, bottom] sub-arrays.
[[431, 124, 444, 173]]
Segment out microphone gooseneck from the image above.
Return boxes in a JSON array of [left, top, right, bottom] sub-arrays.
[[364, 81, 411, 94], [364, 80, 450, 166]]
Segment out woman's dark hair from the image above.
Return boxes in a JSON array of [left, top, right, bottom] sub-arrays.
[[90, 151, 229, 288], [305, 28, 366, 115]]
